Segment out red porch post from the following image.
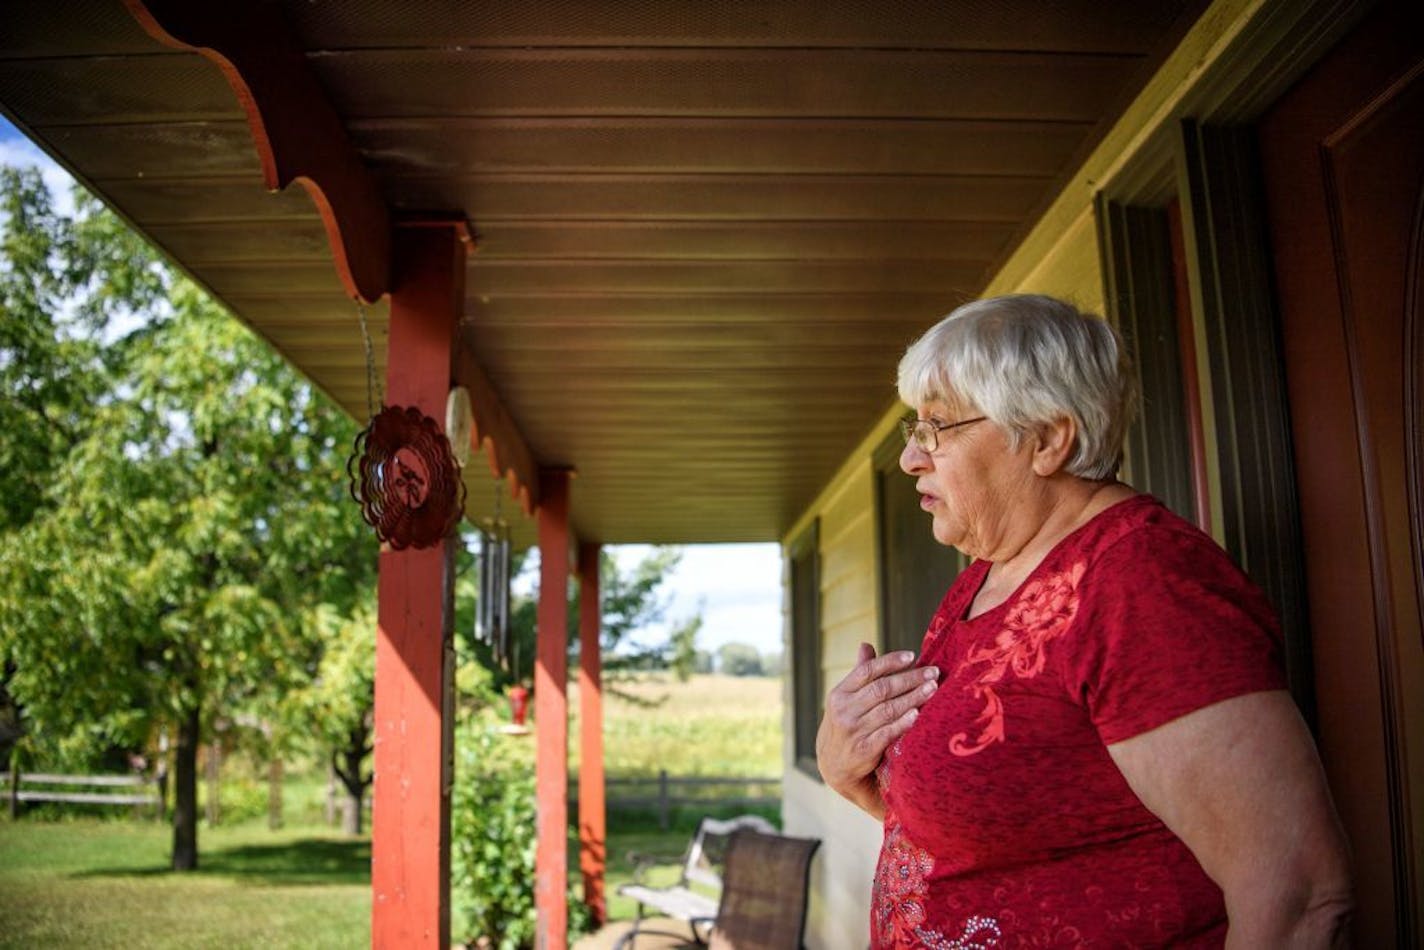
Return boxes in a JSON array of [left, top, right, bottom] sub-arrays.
[[536, 468, 573, 949], [577, 542, 607, 925], [372, 223, 467, 948]]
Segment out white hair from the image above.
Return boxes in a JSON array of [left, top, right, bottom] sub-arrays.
[[896, 294, 1136, 479]]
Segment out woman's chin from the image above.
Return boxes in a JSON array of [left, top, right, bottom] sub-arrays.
[[930, 520, 966, 552]]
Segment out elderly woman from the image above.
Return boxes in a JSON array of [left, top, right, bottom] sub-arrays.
[[816, 295, 1353, 948]]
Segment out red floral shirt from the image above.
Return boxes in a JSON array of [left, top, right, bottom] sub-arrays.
[[872, 495, 1285, 948]]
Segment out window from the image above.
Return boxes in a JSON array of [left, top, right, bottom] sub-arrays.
[[1095, 119, 1314, 723], [1176, 120, 1313, 722], [788, 520, 821, 777], [874, 431, 967, 657], [1096, 194, 1202, 525]]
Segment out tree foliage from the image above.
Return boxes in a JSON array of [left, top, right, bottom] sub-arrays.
[[0, 167, 375, 866], [0, 170, 162, 534], [717, 641, 765, 677], [667, 613, 703, 682], [462, 545, 695, 690], [293, 599, 376, 834], [450, 714, 591, 947]]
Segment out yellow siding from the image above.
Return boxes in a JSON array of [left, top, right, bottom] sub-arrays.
[[776, 3, 1364, 943], [1007, 209, 1106, 313], [782, 767, 882, 949], [816, 461, 878, 687]]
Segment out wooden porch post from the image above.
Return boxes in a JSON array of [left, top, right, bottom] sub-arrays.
[[372, 223, 467, 949], [577, 542, 607, 925], [536, 468, 573, 949]]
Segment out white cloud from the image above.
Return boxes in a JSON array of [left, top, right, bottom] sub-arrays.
[[0, 121, 79, 216], [613, 543, 784, 654]]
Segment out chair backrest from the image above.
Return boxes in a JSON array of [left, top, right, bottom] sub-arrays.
[[682, 814, 778, 891], [708, 829, 821, 950]]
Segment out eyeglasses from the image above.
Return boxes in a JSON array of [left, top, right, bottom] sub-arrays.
[[899, 415, 987, 453]]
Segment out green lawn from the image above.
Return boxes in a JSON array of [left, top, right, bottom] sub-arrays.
[[0, 819, 370, 949], [0, 814, 734, 946], [0, 674, 783, 945]]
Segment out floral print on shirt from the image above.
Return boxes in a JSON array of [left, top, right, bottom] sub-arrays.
[[875, 745, 1002, 949], [949, 561, 1086, 756]]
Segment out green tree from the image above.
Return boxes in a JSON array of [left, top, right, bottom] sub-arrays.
[[464, 546, 690, 689], [0, 168, 165, 770], [295, 600, 376, 834], [762, 649, 786, 677], [693, 649, 715, 675], [667, 613, 703, 682], [717, 641, 765, 677], [0, 169, 156, 533], [0, 173, 374, 868]]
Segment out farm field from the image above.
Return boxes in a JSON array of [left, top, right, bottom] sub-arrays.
[[1, 673, 784, 946], [572, 672, 783, 777]]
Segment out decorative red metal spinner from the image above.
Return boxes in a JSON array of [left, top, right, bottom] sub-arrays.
[[348, 405, 465, 550]]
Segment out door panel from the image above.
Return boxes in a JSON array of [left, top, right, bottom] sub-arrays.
[[1259, 3, 1424, 944]]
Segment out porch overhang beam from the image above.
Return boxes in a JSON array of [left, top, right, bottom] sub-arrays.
[[120, 2, 541, 512], [453, 342, 540, 517], [124, 0, 391, 303]]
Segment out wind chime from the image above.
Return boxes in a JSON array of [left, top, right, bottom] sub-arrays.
[[476, 481, 513, 674], [346, 302, 465, 550]]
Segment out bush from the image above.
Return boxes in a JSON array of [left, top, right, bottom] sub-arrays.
[[201, 773, 268, 826], [715, 642, 763, 677], [451, 715, 590, 948]]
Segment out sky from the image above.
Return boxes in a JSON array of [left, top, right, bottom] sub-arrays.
[[0, 118, 76, 215], [610, 544, 784, 655], [0, 117, 787, 656]]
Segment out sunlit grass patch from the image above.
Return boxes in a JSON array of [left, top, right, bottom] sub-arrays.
[[0, 818, 369, 949]]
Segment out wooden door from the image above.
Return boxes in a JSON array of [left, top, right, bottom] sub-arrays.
[[1259, 3, 1424, 944]]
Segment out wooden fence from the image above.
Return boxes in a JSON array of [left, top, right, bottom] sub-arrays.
[[573, 771, 781, 830], [9, 769, 163, 818]]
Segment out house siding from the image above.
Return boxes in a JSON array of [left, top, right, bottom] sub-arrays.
[[778, 1, 1371, 944], [779, 460, 885, 948], [776, 140, 1119, 950]]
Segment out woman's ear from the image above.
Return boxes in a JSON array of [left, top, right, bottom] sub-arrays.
[[1030, 416, 1077, 476]]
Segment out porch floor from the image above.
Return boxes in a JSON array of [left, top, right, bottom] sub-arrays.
[[573, 916, 701, 949]]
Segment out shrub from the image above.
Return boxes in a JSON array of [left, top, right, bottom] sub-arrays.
[[202, 773, 268, 826], [451, 715, 590, 948]]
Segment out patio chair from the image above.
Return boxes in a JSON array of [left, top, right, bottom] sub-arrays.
[[616, 814, 777, 947], [708, 829, 820, 950]]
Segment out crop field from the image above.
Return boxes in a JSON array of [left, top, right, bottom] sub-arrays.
[[572, 672, 783, 777]]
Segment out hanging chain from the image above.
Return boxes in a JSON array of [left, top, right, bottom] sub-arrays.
[[355, 299, 379, 420]]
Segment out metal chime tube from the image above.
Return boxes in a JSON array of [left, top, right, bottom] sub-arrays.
[[477, 528, 494, 645], [493, 529, 510, 669], [475, 519, 513, 672]]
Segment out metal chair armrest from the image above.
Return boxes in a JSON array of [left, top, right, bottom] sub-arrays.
[[623, 850, 683, 885]]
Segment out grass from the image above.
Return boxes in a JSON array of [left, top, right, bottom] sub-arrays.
[[0, 673, 784, 943], [597, 807, 782, 923], [0, 818, 370, 949], [573, 673, 784, 922]]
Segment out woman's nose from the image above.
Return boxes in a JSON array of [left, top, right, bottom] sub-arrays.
[[900, 441, 930, 475]]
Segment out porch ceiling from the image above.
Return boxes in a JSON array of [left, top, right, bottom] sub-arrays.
[[0, 0, 1200, 545]]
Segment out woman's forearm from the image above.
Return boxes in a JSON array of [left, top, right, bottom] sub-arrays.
[[1224, 870, 1354, 948], [842, 773, 886, 821]]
